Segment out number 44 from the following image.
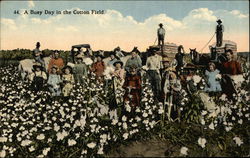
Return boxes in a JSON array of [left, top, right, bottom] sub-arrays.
[[14, 10, 20, 14]]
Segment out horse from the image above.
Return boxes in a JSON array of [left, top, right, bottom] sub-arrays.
[[18, 57, 51, 80], [189, 48, 210, 66]]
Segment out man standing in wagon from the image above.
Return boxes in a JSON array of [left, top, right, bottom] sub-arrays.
[[157, 23, 165, 46], [216, 19, 224, 47]]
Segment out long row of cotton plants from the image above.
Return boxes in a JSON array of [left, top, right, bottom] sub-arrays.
[[0, 65, 164, 157], [0, 65, 249, 157]]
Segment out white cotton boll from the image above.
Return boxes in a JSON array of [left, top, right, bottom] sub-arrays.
[[68, 139, 77, 146], [225, 126, 232, 132], [29, 146, 35, 152], [48, 138, 52, 143], [135, 116, 141, 122], [122, 122, 128, 129], [123, 133, 129, 140], [132, 123, 138, 127], [233, 136, 243, 146], [208, 122, 215, 130], [111, 119, 118, 125], [21, 140, 32, 147], [158, 108, 164, 114], [42, 147, 50, 156], [143, 112, 148, 118], [198, 137, 206, 148], [180, 147, 188, 156], [192, 75, 201, 83], [97, 146, 104, 155], [135, 108, 141, 113], [143, 119, 149, 125], [87, 142, 96, 149], [81, 149, 87, 155], [238, 119, 243, 124], [36, 134, 45, 140], [122, 116, 127, 122], [0, 137, 7, 143]]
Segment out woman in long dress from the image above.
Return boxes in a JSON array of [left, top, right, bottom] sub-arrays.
[[112, 61, 125, 104]]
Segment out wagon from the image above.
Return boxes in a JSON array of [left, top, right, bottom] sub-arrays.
[[70, 44, 91, 63]]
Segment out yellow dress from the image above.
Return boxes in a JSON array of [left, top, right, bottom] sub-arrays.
[[62, 74, 74, 96]]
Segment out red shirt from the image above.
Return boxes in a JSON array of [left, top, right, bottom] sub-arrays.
[[92, 61, 105, 77], [48, 58, 64, 74], [223, 60, 242, 75]]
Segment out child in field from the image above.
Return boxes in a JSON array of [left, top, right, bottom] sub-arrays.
[[204, 62, 222, 92], [112, 61, 126, 104], [123, 65, 141, 107], [91, 55, 105, 81], [29, 63, 47, 92], [62, 66, 74, 97], [47, 66, 62, 96]]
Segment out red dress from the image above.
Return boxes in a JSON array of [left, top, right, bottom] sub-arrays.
[[222, 60, 242, 75], [123, 74, 141, 107]]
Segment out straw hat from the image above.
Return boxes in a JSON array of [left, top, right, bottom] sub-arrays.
[[217, 19, 222, 23], [113, 60, 124, 67]]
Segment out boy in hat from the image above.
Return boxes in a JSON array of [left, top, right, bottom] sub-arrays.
[[48, 50, 64, 74], [91, 54, 106, 81], [33, 42, 45, 67], [157, 23, 166, 46], [29, 63, 47, 92], [163, 70, 182, 122], [73, 54, 88, 84], [123, 65, 141, 107], [47, 65, 62, 96], [216, 19, 224, 47], [62, 66, 74, 97]]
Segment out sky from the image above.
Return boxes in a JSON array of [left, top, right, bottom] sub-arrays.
[[0, 0, 249, 53]]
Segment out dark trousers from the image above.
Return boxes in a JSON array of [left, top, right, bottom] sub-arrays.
[[158, 35, 164, 46], [216, 32, 223, 47], [147, 70, 161, 100]]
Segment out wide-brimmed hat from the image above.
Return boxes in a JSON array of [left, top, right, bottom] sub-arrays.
[[62, 65, 73, 73], [216, 19, 222, 23], [33, 63, 43, 70], [159, 23, 163, 26], [113, 60, 123, 67]]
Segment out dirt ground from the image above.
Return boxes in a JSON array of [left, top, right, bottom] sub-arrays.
[[106, 139, 181, 157]]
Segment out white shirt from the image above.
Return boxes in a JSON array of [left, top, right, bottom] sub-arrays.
[[146, 54, 162, 71], [158, 28, 165, 36]]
